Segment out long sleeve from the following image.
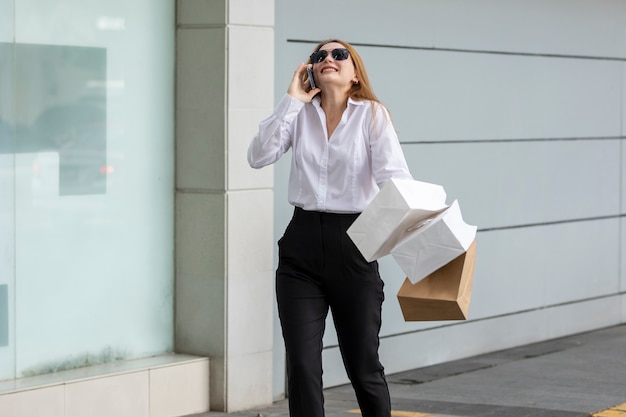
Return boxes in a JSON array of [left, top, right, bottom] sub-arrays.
[[247, 94, 305, 169], [368, 103, 413, 189]]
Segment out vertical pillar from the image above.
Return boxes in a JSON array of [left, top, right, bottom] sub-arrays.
[[175, 0, 275, 411]]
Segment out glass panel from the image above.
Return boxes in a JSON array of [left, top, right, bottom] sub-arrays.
[[12, 0, 174, 377], [0, 0, 16, 381]]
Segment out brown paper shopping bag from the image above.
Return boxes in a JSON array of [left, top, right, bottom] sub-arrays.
[[397, 240, 476, 321]]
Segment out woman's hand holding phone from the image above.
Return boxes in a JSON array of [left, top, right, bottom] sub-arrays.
[[288, 63, 320, 103]]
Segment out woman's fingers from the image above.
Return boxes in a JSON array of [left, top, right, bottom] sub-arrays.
[[287, 63, 319, 102]]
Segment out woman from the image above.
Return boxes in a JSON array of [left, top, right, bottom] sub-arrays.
[[248, 39, 413, 417]]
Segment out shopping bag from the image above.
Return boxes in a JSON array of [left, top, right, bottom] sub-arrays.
[[391, 200, 477, 284], [347, 178, 448, 262], [397, 240, 476, 321]]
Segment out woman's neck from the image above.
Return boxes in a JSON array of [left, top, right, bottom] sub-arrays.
[[320, 89, 349, 116]]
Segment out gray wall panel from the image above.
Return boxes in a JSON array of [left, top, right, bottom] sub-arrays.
[[623, 64, 626, 138], [430, 0, 626, 60], [622, 220, 626, 293], [402, 140, 621, 229], [541, 220, 620, 305], [276, 0, 626, 59], [474, 220, 619, 316], [368, 50, 623, 142]]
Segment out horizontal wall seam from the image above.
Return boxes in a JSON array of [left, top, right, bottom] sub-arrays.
[[478, 214, 625, 232], [175, 188, 271, 194], [402, 136, 625, 145], [175, 188, 227, 195], [176, 24, 227, 29], [177, 23, 273, 29], [287, 39, 626, 62], [323, 291, 626, 350]]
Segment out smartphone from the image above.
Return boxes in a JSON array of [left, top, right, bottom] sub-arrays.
[[306, 67, 316, 89]]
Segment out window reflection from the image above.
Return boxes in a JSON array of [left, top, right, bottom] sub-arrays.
[[96, 16, 125, 31], [1, 42, 107, 195]]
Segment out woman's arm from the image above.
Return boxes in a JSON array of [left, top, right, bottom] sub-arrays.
[[247, 94, 302, 168], [368, 103, 413, 188], [247, 63, 320, 169]]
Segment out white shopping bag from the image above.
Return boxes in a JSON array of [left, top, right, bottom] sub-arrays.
[[347, 178, 449, 262], [391, 199, 477, 284]]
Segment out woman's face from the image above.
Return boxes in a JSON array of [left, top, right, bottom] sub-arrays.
[[312, 42, 358, 91]]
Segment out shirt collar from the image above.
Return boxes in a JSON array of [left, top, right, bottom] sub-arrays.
[[311, 95, 367, 108]]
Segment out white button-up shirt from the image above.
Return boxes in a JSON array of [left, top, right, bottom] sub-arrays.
[[248, 94, 413, 213]]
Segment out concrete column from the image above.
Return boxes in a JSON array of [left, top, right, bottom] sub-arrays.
[[175, 0, 275, 411]]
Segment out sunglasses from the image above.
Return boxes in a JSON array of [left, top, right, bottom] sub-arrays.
[[309, 48, 350, 64]]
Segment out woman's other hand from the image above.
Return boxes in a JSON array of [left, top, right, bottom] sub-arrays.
[[287, 63, 320, 103]]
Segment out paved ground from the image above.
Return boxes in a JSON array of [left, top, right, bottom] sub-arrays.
[[189, 324, 626, 417]]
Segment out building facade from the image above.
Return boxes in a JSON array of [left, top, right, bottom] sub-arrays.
[[272, 0, 626, 392], [1, 0, 625, 416]]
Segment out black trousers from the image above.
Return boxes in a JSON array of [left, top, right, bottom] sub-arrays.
[[276, 207, 391, 417]]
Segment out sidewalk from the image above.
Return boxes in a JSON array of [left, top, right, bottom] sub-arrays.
[[190, 324, 626, 417]]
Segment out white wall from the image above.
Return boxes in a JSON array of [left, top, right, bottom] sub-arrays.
[[273, 0, 626, 393]]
